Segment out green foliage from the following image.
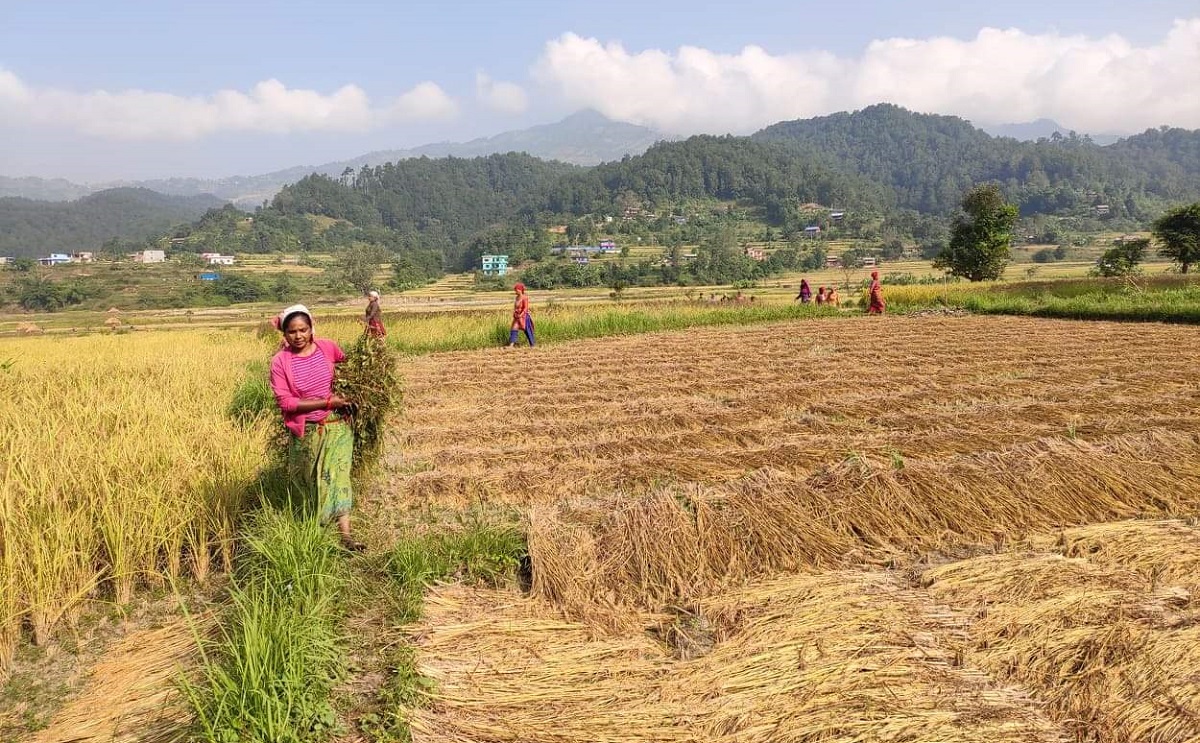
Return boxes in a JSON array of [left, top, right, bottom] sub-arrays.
[[1031, 247, 1059, 264], [1152, 202, 1200, 274], [227, 360, 275, 427], [181, 509, 347, 743], [1094, 238, 1148, 277], [330, 242, 388, 294], [333, 333, 402, 480], [384, 520, 526, 623], [936, 184, 1018, 281], [0, 188, 223, 258], [212, 273, 266, 303], [961, 284, 1200, 323]]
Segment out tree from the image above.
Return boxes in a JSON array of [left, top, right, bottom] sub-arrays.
[[1094, 238, 1147, 277], [934, 184, 1018, 281], [332, 242, 388, 294], [1152, 203, 1200, 274]]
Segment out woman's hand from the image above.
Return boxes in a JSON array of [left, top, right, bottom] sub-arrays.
[[329, 394, 351, 409]]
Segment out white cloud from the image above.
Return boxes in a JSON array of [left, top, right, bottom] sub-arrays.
[[535, 20, 1200, 135], [475, 73, 529, 114], [0, 72, 459, 140]]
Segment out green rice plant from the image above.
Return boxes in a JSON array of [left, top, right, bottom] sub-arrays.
[[227, 359, 275, 426], [181, 509, 347, 743]]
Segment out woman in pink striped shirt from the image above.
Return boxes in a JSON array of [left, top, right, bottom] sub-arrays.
[[269, 304, 364, 552]]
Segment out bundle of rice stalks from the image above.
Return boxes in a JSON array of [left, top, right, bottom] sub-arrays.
[[922, 551, 1200, 742], [406, 576, 1066, 743], [29, 615, 209, 743], [333, 332, 402, 480]]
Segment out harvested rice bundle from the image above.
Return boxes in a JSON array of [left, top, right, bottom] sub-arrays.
[[333, 332, 402, 480], [30, 615, 210, 743]]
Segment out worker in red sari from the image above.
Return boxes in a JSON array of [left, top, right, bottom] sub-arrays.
[[867, 271, 886, 315], [507, 282, 535, 347], [364, 290, 386, 338]]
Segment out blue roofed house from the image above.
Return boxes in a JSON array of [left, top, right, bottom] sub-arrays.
[[481, 254, 509, 276]]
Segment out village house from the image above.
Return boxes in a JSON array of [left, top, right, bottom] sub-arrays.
[[71, 252, 94, 263], [804, 225, 822, 237], [39, 253, 71, 266], [134, 250, 166, 264], [743, 245, 766, 261], [481, 254, 509, 276], [825, 255, 843, 268]]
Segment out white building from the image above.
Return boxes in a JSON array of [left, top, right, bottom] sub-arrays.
[[39, 253, 71, 266], [137, 250, 166, 263], [206, 254, 235, 265]]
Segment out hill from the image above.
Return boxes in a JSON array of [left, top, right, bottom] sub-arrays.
[[0, 188, 226, 258], [752, 103, 1200, 217], [0, 110, 666, 208], [980, 118, 1121, 146]]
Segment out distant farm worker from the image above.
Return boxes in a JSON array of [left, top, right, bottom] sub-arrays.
[[364, 290, 386, 338], [795, 279, 812, 303], [815, 286, 827, 305], [507, 282, 535, 347], [867, 271, 886, 315], [270, 304, 365, 552], [826, 285, 840, 307]]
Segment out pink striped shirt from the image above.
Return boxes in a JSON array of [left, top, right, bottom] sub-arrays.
[[290, 347, 333, 423]]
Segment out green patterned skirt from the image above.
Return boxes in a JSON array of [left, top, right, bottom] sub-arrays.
[[287, 415, 354, 523]]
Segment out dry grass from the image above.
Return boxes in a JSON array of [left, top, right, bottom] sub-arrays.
[[28, 615, 208, 743], [408, 575, 1067, 743], [923, 522, 1200, 743], [381, 316, 1200, 618], [404, 519, 1200, 743]]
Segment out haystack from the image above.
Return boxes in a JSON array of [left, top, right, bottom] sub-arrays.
[[15, 322, 41, 335], [105, 316, 122, 329], [106, 307, 122, 315]]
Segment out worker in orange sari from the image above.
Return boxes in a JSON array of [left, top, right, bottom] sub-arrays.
[[867, 271, 886, 315], [826, 285, 840, 307], [507, 282, 535, 347]]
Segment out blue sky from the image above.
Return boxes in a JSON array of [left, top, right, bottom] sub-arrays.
[[2, 0, 1198, 181]]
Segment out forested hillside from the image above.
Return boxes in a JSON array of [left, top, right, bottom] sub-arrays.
[[159, 105, 1200, 287], [0, 188, 225, 257], [753, 103, 1200, 219]]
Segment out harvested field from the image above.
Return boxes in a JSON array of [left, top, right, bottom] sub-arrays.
[[407, 520, 1200, 743], [391, 316, 1200, 508], [377, 315, 1200, 743], [384, 316, 1200, 614]]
